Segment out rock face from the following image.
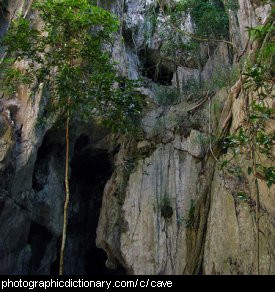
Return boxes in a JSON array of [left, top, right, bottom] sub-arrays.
[[203, 164, 275, 275], [0, 0, 274, 275], [120, 142, 201, 274]]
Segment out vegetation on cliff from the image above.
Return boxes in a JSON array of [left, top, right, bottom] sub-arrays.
[[0, 0, 144, 275]]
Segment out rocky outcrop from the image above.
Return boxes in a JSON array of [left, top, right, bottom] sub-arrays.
[[120, 142, 201, 274], [203, 160, 275, 274], [202, 1, 275, 275], [0, 0, 274, 275], [97, 0, 274, 275]]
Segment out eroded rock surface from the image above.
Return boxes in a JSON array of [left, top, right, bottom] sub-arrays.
[[0, 0, 274, 275]]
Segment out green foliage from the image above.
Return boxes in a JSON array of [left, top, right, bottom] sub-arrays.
[[223, 21, 274, 188], [224, 128, 249, 152], [187, 65, 239, 95], [177, 199, 196, 227], [159, 32, 198, 59], [186, 0, 229, 39], [245, 23, 274, 84], [0, 58, 34, 95], [1, 17, 41, 61], [0, 0, 144, 133], [182, 65, 239, 100], [237, 192, 248, 201], [224, 0, 240, 11], [195, 132, 211, 148], [182, 78, 203, 100], [144, 4, 159, 37], [260, 166, 275, 188], [168, 0, 230, 39], [159, 193, 173, 219], [155, 86, 180, 106], [247, 23, 273, 41], [185, 199, 195, 228], [143, 0, 231, 76], [210, 65, 240, 90], [243, 63, 273, 90]]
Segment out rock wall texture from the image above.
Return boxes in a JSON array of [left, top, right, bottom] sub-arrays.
[[0, 0, 274, 275]]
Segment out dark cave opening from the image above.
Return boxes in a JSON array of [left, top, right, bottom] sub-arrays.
[[31, 131, 125, 275], [28, 222, 53, 274], [139, 49, 174, 86], [50, 238, 61, 275], [66, 135, 126, 275]]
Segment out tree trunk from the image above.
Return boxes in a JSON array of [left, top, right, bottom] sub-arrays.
[[59, 115, 70, 275]]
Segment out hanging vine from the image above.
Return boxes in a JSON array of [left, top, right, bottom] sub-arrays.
[[221, 18, 274, 274]]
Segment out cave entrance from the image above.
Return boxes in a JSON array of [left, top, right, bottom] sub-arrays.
[[28, 222, 52, 274], [139, 49, 174, 86], [65, 135, 126, 275]]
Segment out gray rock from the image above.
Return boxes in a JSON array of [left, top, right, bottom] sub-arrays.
[[0, 0, 273, 276]]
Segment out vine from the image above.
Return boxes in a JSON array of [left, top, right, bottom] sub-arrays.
[[223, 21, 274, 188], [221, 19, 274, 274]]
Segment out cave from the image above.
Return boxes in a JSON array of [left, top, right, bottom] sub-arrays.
[[28, 222, 53, 274], [64, 134, 126, 275], [31, 131, 126, 275], [140, 49, 174, 86]]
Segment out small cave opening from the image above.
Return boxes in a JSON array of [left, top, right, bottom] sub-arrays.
[[122, 26, 135, 48], [139, 49, 174, 86], [64, 135, 126, 275]]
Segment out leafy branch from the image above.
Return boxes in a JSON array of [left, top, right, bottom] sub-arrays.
[[221, 19, 274, 274], [0, 0, 144, 275]]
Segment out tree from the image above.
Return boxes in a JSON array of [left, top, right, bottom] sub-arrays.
[[0, 0, 143, 275]]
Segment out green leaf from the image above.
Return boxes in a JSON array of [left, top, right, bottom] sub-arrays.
[[1, 0, 143, 133], [237, 192, 247, 201]]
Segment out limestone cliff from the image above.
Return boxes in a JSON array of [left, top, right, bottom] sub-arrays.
[[0, 0, 274, 275]]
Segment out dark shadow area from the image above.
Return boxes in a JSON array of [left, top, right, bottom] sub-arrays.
[[50, 241, 60, 275], [86, 247, 126, 275], [0, 1, 10, 58], [28, 222, 52, 274], [65, 135, 126, 275], [139, 49, 174, 86], [31, 132, 126, 275], [30, 128, 65, 275], [32, 129, 64, 192]]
